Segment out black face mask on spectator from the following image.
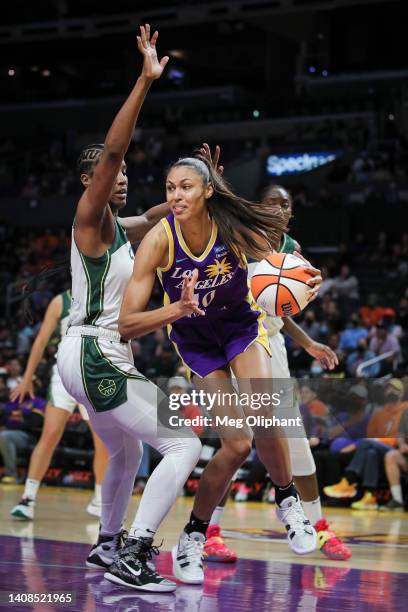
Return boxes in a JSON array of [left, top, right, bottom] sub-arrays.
[[357, 346, 365, 354], [385, 392, 400, 403]]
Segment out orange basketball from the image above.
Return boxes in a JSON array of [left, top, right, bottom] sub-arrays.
[[250, 253, 311, 317]]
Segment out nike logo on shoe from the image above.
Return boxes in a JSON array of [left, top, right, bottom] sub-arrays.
[[122, 561, 142, 576]]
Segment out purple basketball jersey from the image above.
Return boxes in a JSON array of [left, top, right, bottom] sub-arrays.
[[158, 214, 270, 377]]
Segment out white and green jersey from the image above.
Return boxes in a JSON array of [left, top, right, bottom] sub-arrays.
[[68, 220, 134, 332]]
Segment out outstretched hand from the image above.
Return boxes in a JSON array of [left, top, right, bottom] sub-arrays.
[[305, 341, 339, 370], [10, 379, 34, 403], [178, 269, 205, 317], [198, 143, 224, 175], [137, 24, 169, 81]]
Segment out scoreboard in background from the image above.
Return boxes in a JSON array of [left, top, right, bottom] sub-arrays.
[[266, 152, 339, 176]]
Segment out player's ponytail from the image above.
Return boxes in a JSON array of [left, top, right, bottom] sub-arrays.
[[170, 156, 287, 262]]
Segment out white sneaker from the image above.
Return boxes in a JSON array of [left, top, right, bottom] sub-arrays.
[[86, 497, 102, 518], [11, 498, 35, 520], [276, 496, 317, 555], [172, 531, 205, 584]]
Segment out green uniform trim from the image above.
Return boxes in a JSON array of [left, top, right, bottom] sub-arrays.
[[93, 338, 147, 381], [61, 289, 72, 319], [247, 233, 296, 263], [279, 233, 296, 254], [110, 221, 128, 255], [80, 336, 147, 413]]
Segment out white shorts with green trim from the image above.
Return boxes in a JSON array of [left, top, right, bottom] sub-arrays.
[[48, 364, 89, 421], [58, 326, 149, 414]]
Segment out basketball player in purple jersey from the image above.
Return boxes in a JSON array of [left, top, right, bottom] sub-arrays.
[[119, 154, 323, 584]]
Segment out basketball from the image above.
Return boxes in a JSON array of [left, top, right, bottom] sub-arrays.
[[250, 253, 311, 317]]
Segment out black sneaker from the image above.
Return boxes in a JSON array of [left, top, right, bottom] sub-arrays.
[[379, 498, 404, 511], [104, 537, 176, 592], [86, 529, 127, 569]]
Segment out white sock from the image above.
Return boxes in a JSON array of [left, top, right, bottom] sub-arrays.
[[391, 485, 403, 504], [302, 497, 322, 526], [94, 483, 102, 503], [128, 525, 156, 540], [23, 479, 40, 501], [210, 506, 224, 527]]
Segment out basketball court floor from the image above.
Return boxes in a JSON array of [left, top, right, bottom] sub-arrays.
[[1, 486, 407, 611]]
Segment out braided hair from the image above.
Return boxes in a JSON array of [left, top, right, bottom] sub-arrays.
[[76, 143, 104, 177]]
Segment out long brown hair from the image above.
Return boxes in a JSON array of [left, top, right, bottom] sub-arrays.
[[168, 156, 287, 262]]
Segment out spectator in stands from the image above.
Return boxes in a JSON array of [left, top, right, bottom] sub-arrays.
[[0, 378, 45, 484], [299, 385, 327, 417], [150, 328, 178, 377], [327, 384, 370, 453], [324, 379, 408, 510], [131, 339, 147, 374], [381, 408, 408, 511], [360, 293, 385, 327], [346, 337, 379, 377], [369, 321, 401, 374], [6, 359, 22, 391], [339, 314, 368, 351], [331, 264, 360, 301], [396, 297, 408, 333], [319, 300, 344, 335], [299, 311, 321, 342], [318, 266, 335, 299]]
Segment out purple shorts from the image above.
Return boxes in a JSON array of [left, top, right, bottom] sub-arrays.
[[169, 303, 270, 378]]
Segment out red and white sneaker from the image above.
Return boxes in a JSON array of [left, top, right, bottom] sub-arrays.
[[315, 518, 352, 561], [203, 525, 237, 563]]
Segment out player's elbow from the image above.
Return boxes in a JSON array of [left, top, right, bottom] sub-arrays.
[[118, 317, 134, 341], [118, 313, 145, 340]]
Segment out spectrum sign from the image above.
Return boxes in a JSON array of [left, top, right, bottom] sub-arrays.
[[266, 152, 339, 176]]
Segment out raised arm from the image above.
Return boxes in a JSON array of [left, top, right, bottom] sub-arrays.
[[10, 295, 62, 402], [119, 225, 204, 339], [75, 25, 168, 250]]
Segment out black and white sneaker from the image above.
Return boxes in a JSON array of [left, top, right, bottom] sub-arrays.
[[104, 537, 176, 593], [86, 529, 127, 570], [10, 498, 35, 521], [172, 531, 205, 584], [379, 498, 404, 511], [276, 495, 317, 555]]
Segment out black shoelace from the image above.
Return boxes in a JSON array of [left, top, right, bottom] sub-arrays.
[[121, 537, 163, 577]]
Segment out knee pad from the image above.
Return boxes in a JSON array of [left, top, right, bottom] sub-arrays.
[[287, 436, 316, 476]]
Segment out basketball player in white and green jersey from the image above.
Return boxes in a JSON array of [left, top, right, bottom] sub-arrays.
[[252, 185, 351, 561], [58, 25, 202, 593], [10, 289, 108, 520]]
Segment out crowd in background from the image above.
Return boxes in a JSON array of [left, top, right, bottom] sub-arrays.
[[0, 213, 407, 501], [0, 129, 407, 504]]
